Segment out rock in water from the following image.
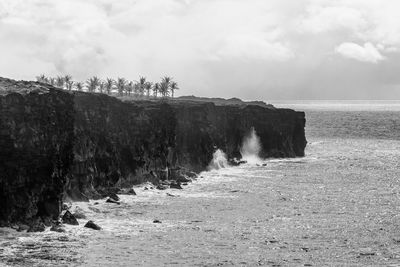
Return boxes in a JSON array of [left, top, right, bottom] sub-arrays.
[[153, 219, 162, 223], [106, 198, 121, 205], [28, 221, 46, 232], [50, 225, 66, 233], [84, 220, 101, 230], [108, 193, 120, 201], [61, 210, 79, 225], [156, 184, 168, 190], [170, 182, 183, 190], [17, 224, 29, 232]]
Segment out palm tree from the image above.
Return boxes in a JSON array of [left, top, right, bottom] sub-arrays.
[[36, 74, 47, 83], [126, 81, 134, 96], [170, 81, 179, 98], [56, 76, 65, 89], [161, 76, 172, 87], [116, 77, 126, 96], [75, 82, 84, 91], [161, 76, 173, 97], [64, 75, 74, 91], [105, 78, 114, 95], [153, 83, 160, 98], [87, 76, 100, 92], [48, 77, 56, 86], [99, 81, 105, 94], [133, 82, 140, 96], [159, 81, 169, 97], [138, 76, 147, 97], [145, 82, 153, 98], [64, 75, 73, 91]]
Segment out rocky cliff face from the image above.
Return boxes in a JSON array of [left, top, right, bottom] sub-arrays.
[[0, 78, 74, 224], [0, 77, 306, 225]]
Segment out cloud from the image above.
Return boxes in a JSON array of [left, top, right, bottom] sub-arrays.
[[299, 5, 366, 34], [2, 0, 400, 99], [335, 42, 385, 63]]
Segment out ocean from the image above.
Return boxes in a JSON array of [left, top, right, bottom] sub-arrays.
[[1, 101, 400, 266]]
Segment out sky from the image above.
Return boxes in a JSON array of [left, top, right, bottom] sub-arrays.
[[1, 0, 400, 100]]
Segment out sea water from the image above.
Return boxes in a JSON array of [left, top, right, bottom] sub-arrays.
[[1, 101, 400, 266]]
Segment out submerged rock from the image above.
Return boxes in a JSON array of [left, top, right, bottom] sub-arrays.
[[84, 220, 101, 230], [61, 210, 79, 225], [153, 219, 162, 223], [156, 184, 168, 190], [72, 207, 86, 219]]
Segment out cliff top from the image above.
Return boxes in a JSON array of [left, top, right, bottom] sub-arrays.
[[0, 77, 274, 109], [0, 77, 56, 96], [174, 95, 274, 108]]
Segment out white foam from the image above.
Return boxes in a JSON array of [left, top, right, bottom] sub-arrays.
[[240, 127, 263, 164]]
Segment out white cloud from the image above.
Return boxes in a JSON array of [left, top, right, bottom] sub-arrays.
[[335, 42, 384, 63], [2, 0, 400, 99], [299, 5, 366, 34]]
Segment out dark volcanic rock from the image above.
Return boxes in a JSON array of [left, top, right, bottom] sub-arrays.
[[0, 78, 74, 225], [84, 220, 101, 230], [17, 224, 29, 232], [106, 198, 120, 205], [0, 77, 306, 225], [156, 184, 168, 190], [108, 193, 120, 202], [170, 182, 183, 190], [50, 225, 66, 233], [28, 220, 46, 232], [61, 210, 79, 225]]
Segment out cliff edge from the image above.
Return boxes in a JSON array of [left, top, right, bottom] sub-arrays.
[[0, 77, 306, 226]]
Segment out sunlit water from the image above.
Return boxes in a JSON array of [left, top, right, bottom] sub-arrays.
[[2, 101, 400, 266]]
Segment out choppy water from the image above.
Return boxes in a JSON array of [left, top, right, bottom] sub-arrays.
[[2, 101, 400, 266]]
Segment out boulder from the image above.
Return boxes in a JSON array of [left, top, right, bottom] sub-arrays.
[[61, 210, 79, 225], [108, 193, 120, 202], [84, 220, 101, 230], [106, 198, 120, 205], [153, 219, 162, 223], [156, 184, 168, 190]]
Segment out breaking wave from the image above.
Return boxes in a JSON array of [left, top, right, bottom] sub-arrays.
[[240, 127, 263, 164]]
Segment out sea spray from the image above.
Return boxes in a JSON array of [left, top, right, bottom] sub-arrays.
[[208, 149, 229, 170], [240, 127, 263, 164]]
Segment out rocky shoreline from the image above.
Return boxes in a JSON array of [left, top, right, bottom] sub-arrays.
[[0, 77, 307, 232]]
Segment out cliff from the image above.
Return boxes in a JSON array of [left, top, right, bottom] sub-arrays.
[[0, 77, 306, 226]]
